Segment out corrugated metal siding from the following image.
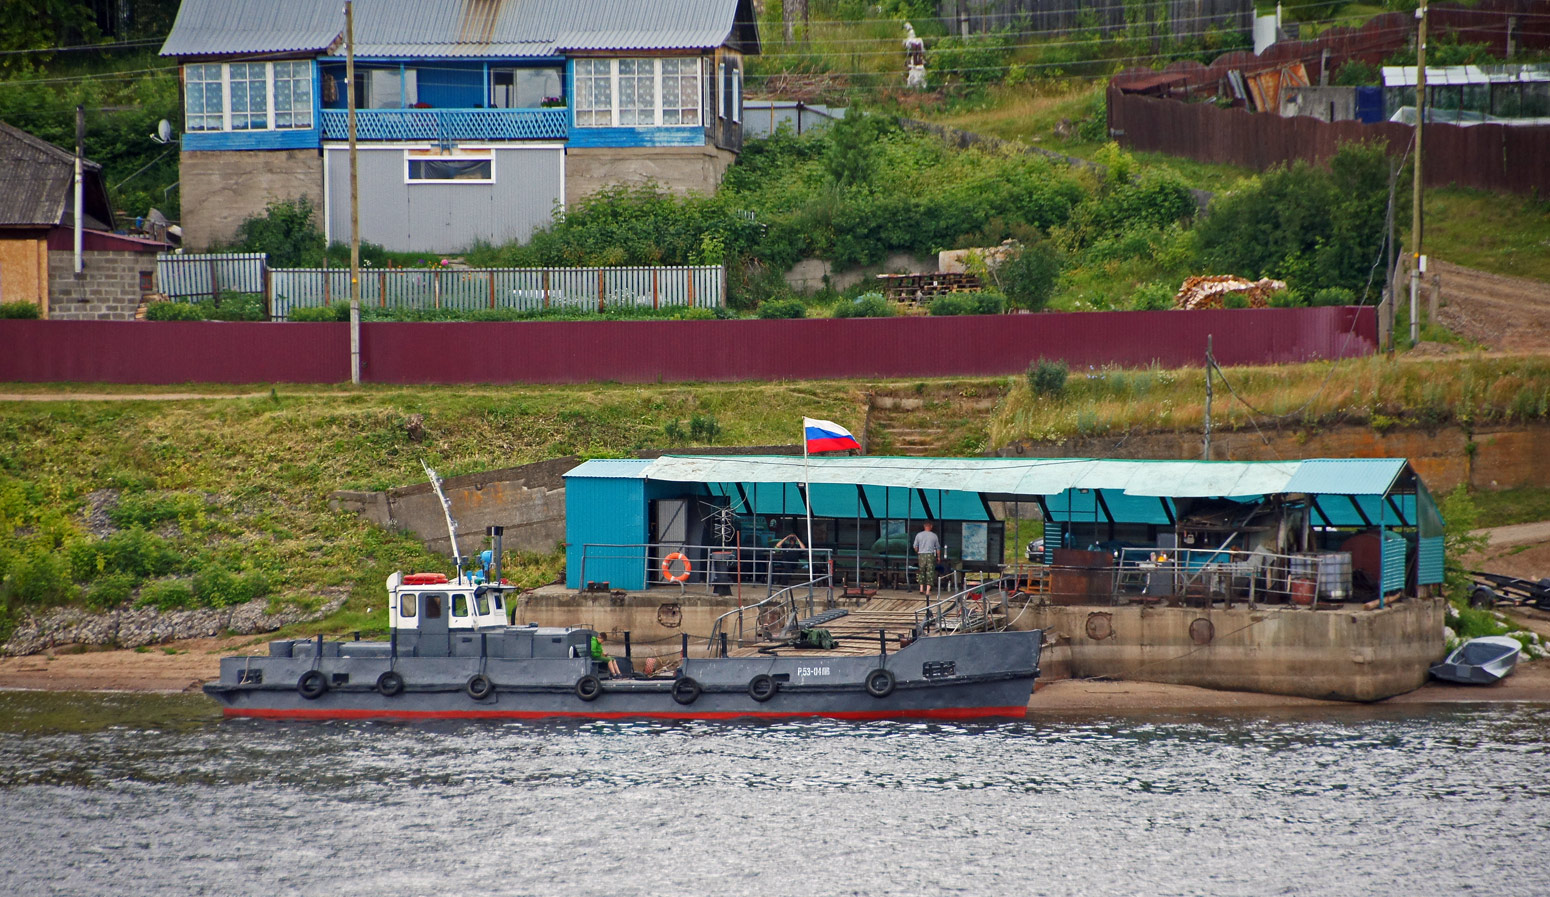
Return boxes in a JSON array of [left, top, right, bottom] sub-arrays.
[[564, 474, 648, 590], [1381, 530, 1408, 593], [323, 145, 561, 252], [1417, 535, 1445, 586]]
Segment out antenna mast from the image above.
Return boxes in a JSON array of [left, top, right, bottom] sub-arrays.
[[421, 460, 462, 577]]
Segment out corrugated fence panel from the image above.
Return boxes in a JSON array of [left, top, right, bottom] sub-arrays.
[[269, 266, 723, 319], [1110, 88, 1550, 197], [0, 320, 346, 384], [0, 307, 1374, 385], [156, 252, 267, 299]]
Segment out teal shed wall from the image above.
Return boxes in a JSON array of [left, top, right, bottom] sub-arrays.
[[565, 475, 648, 590]]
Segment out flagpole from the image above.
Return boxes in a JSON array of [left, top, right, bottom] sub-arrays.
[[804, 425, 815, 585]]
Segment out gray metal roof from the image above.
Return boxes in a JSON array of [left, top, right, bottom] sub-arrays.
[[161, 0, 759, 58], [159, 0, 345, 57], [565, 459, 655, 479], [566, 456, 1414, 499], [0, 121, 111, 229]]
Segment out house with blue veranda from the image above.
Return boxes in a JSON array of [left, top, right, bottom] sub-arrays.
[[160, 0, 760, 252]]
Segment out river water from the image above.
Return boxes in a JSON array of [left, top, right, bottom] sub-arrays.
[[1, 692, 1547, 897]]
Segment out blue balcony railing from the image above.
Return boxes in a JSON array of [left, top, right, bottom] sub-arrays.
[[319, 107, 568, 142]]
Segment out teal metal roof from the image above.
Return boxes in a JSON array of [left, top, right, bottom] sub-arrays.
[[624, 456, 1414, 500], [1281, 459, 1407, 496], [564, 459, 653, 479]]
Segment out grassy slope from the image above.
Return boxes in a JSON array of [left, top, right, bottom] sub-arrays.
[[917, 84, 1550, 284]]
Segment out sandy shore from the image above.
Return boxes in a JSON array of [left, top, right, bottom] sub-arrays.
[[3, 635, 1547, 710]]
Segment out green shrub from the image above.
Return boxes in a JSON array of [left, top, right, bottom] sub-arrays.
[[0, 301, 40, 319], [1130, 282, 1176, 311], [85, 573, 137, 610], [1, 548, 75, 606], [202, 292, 267, 321], [1027, 358, 1069, 396], [230, 197, 326, 268], [1224, 292, 1249, 309], [145, 301, 206, 321], [929, 294, 972, 316], [135, 578, 194, 611], [832, 292, 895, 318], [108, 492, 206, 529], [192, 567, 271, 608], [1000, 242, 1063, 312], [70, 528, 183, 581], [756, 298, 807, 319], [1332, 59, 1380, 87], [1312, 287, 1356, 307], [687, 414, 722, 443], [287, 303, 350, 322]]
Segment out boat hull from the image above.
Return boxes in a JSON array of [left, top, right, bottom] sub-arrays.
[[205, 630, 1041, 722], [1428, 635, 1521, 685]]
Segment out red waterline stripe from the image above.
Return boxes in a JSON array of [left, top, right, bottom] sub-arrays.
[[225, 705, 1028, 722]]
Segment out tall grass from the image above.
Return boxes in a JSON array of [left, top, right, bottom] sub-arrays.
[[989, 355, 1550, 448]]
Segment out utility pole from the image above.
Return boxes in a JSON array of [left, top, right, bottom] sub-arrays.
[[346, 1, 362, 385], [74, 105, 84, 274], [1203, 335, 1213, 461], [1410, 4, 1428, 347]]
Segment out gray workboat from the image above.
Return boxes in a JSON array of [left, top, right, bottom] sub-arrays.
[[203, 567, 1041, 721]]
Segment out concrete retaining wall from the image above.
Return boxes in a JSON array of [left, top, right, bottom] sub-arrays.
[[1019, 597, 1445, 702], [331, 456, 574, 558]]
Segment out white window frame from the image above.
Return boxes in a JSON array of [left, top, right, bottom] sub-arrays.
[[184, 61, 314, 133], [404, 148, 496, 185], [573, 57, 702, 128]]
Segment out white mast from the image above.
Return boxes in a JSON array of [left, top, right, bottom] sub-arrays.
[[421, 459, 462, 579]]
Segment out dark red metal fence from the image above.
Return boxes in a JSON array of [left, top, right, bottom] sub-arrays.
[[1110, 89, 1550, 196], [1107, 2, 1550, 196], [0, 308, 1374, 385]]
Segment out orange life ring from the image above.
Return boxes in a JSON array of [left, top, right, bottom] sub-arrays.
[[661, 552, 692, 582]]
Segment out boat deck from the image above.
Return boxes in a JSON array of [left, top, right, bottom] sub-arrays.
[[727, 592, 985, 658]]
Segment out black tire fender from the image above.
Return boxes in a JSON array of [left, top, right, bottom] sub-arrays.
[[465, 674, 494, 700], [672, 676, 702, 705], [297, 669, 327, 700], [865, 668, 895, 699], [575, 674, 603, 702], [747, 673, 778, 703], [376, 670, 405, 697]]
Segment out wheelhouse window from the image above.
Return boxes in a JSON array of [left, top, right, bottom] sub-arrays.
[[183, 61, 314, 133], [574, 57, 702, 128], [405, 151, 493, 183], [398, 594, 418, 618], [452, 594, 469, 617], [474, 592, 490, 615]]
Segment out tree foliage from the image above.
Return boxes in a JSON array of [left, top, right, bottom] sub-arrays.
[[1194, 142, 1402, 299]]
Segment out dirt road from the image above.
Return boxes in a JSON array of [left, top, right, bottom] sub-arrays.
[[1430, 259, 1550, 354]]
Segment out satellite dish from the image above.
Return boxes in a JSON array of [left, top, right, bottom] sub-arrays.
[[153, 119, 172, 144]]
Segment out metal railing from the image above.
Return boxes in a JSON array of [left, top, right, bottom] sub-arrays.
[[319, 107, 568, 142], [578, 542, 835, 601], [916, 575, 1014, 635], [708, 575, 834, 652], [270, 265, 724, 319], [1109, 547, 1354, 608]]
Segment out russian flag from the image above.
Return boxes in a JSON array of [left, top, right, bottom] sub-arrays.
[[803, 417, 861, 454]]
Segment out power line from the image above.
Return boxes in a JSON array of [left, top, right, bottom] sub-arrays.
[[0, 37, 165, 57]]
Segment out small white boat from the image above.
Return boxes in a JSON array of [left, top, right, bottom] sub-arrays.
[[1429, 636, 1522, 685]]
